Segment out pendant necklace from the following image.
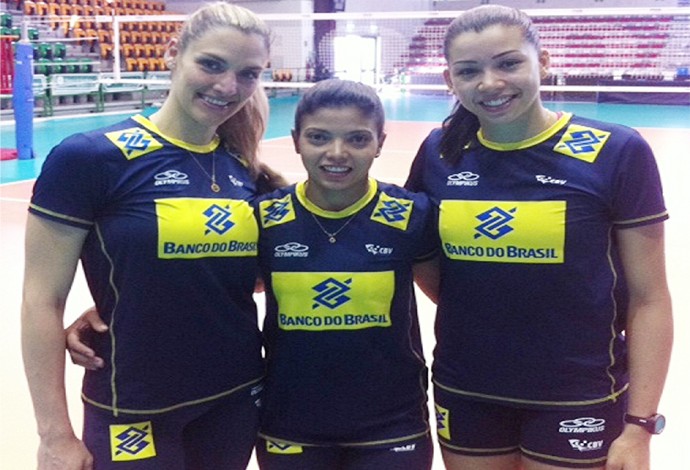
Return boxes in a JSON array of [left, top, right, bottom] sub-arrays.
[[188, 149, 220, 193], [310, 211, 357, 243]]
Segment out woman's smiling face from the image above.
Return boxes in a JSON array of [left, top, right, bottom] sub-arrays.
[[294, 105, 385, 211], [444, 24, 550, 141], [166, 26, 268, 141]]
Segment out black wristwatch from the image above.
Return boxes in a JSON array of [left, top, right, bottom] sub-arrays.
[[624, 413, 666, 434]]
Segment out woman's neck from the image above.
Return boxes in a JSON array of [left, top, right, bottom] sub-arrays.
[[480, 105, 558, 144], [305, 180, 370, 212], [149, 106, 216, 146]]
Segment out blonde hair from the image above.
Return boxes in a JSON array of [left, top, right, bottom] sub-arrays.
[[216, 85, 269, 180], [177, 1, 272, 55], [176, 1, 276, 183]]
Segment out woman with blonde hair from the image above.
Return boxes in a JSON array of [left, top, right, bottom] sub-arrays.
[[21, 2, 280, 468]]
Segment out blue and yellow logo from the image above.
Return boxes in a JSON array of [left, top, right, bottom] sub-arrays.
[[156, 198, 258, 259], [435, 404, 451, 440], [109, 421, 156, 461], [105, 127, 163, 160], [313, 277, 352, 309], [266, 440, 303, 454], [553, 124, 610, 163], [474, 206, 517, 240], [371, 192, 413, 231], [272, 271, 394, 330], [259, 194, 296, 229], [440, 200, 565, 264]]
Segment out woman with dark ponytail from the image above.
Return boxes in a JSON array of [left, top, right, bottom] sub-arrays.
[[438, 102, 480, 164], [406, 4, 673, 470]]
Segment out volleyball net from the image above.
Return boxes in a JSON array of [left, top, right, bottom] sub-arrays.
[[9, 6, 690, 114], [111, 7, 690, 102]]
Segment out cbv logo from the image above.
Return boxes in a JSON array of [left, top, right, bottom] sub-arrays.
[[568, 439, 603, 452]]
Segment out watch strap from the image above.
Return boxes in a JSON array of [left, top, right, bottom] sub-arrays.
[[624, 413, 665, 434]]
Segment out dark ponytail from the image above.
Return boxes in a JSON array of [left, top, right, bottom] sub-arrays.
[[440, 102, 480, 165]]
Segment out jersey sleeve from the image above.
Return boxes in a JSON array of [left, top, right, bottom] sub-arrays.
[[611, 130, 668, 229], [29, 133, 109, 229], [413, 192, 440, 262], [404, 130, 437, 193]]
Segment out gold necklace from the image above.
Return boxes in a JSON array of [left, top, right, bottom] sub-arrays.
[[188, 149, 220, 193], [310, 211, 358, 243]]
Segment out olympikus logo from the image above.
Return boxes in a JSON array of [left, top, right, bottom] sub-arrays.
[[390, 444, 416, 452], [559, 417, 605, 434], [447, 171, 479, 186], [154, 170, 190, 186], [274, 242, 309, 258]]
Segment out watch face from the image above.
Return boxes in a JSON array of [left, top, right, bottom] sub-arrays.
[[653, 414, 666, 434]]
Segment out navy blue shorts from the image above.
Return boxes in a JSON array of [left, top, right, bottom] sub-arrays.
[[256, 433, 433, 470], [434, 386, 627, 468], [83, 384, 262, 470]]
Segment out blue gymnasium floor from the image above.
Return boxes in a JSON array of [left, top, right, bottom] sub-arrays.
[[1, 93, 689, 185]]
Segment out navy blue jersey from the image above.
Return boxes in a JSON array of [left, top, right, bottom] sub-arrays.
[[30, 115, 264, 414], [255, 179, 437, 445], [406, 113, 668, 409]]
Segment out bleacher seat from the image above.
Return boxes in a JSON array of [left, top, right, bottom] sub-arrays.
[[51, 58, 64, 74], [122, 43, 135, 58], [98, 30, 111, 44], [34, 58, 50, 75], [78, 58, 93, 73], [36, 42, 52, 59], [100, 43, 113, 60], [52, 42, 66, 59], [133, 44, 147, 58], [23, 0, 37, 16], [137, 57, 149, 71], [0, 12, 12, 29], [125, 57, 139, 72]]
